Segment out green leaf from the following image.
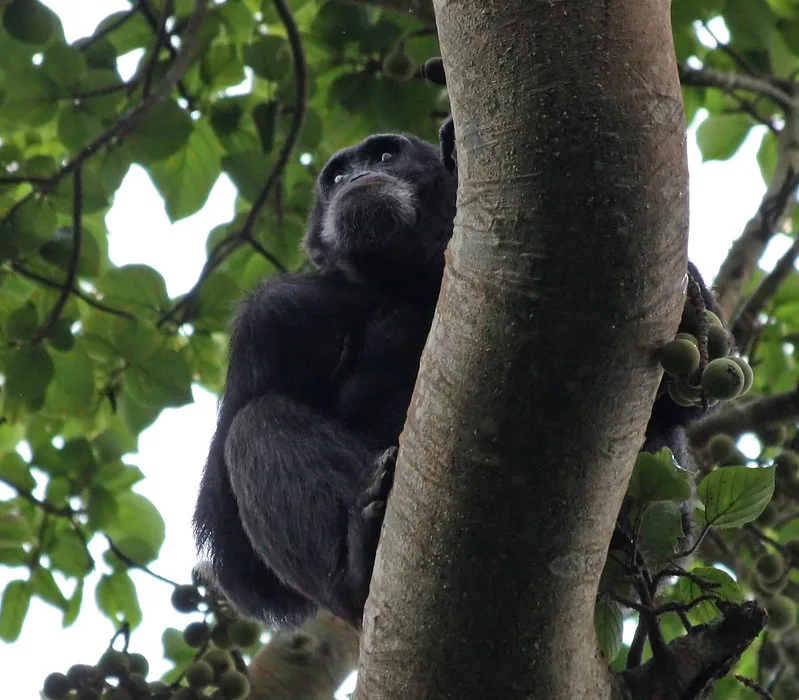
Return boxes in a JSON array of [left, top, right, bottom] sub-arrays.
[[48, 529, 93, 577], [676, 566, 742, 624], [697, 466, 775, 528], [96, 571, 142, 628], [163, 627, 196, 663], [24, 154, 58, 178], [95, 264, 170, 319], [104, 492, 165, 564], [87, 487, 117, 530], [210, 98, 244, 136], [45, 348, 96, 418], [104, 538, 156, 570], [59, 439, 97, 479], [49, 168, 110, 215], [149, 119, 223, 221], [725, 0, 776, 49], [3, 345, 55, 415], [222, 151, 272, 202], [1, 70, 59, 125], [92, 429, 138, 468], [97, 11, 151, 54], [0, 453, 36, 491], [242, 35, 290, 81], [45, 477, 70, 509], [110, 317, 161, 364], [7, 196, 57, 253], [252, 101, 277, 153], [41, 42, 87, 89], [63, 579, 83, 627], [627, 450, 693, 503], [4, 302, 38, 342], [594, 596, 623, 661], [329, 72, 380, 113], [695, 114, 752, 161], [671, 0, 725, 25], [0, 422, 25, 454], [298, 108, 323, 151], [194, 271, 241, 332], [57, 103, 105, 153], [756, 129, 778, 183], [218, 0, 256, 42], [39, 226, 103, 277], [0, 546, 28, 566], [311, 1, 370, 46], [95, 461, 144, 493], [779, 16, 799, 54], [30, 567, 68, 610], [119, 388, 161, 434], [187, 333, 225, 392], [0, 511, 34, 546], [127, 101, 193, 164], [200, 41, 245, 89], [77, 69, 125, 118], [638, 501, 685, 562], [127, 347, 193, 410], [3, 0, 58, 45], [0, 580, 30, 641], [81, 37, 118, 71]]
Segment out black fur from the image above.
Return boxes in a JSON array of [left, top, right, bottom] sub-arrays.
[[194, 134, 456, 626], [195, 123, 720, 628]]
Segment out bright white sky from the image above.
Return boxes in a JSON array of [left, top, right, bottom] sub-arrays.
[[0, 4, 783, 697]]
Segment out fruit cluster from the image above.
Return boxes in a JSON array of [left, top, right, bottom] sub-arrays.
[[659, 310, 753, 406], [41, 584, 258, 700]]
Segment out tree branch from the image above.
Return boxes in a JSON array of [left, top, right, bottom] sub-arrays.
[[714, 112, 799, 319], [246, 613, 358, 700], [731, 219, 799, 349], [679, 66, 794, 110], [688, 384, 799, 446], [622, 602, 767, 700]]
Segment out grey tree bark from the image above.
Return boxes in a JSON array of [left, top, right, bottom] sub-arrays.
[[356, 1, 690, 699]]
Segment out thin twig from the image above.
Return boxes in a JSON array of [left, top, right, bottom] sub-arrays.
[[36, 168, 83, 343], [141, 0, 174, 99], [0, 175, 47, 185], [138, 0, 196, 109], [104, 535, 181, 587], [701, 21, 764, 78], [0, 476, 75, 517], [246, 236, 288, 271], [238, 0, 309, 242], [78, 5, 141, 52], [735, 674, 776, 700], [613, 594, 718, 617], [9, 262, 136, 319]]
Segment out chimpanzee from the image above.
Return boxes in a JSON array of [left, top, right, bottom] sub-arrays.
[[194, 133, 457, 627], [194, 120, 722, 629]]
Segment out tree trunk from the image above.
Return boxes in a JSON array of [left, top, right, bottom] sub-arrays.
[[356, 1, 688, 699]]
